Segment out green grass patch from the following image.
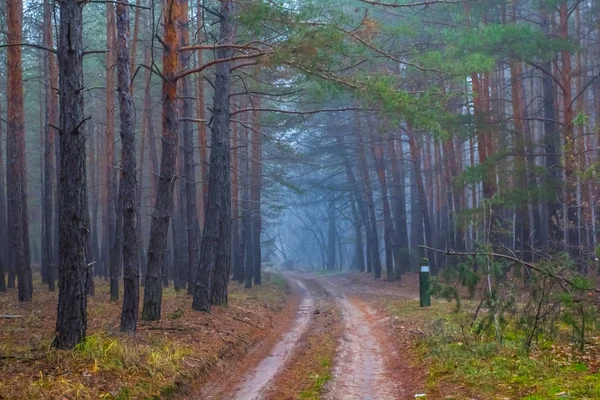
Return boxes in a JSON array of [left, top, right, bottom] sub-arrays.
[[299, 357, 333, 399], [386, 299, 600, 399]]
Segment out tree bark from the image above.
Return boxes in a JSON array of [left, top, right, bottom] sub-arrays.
[[0, 75, 6, 292], [327, 199, 336, 271], [354, 115, 382, 278], [388, 132, 409, 277], [142, 0, 180, 321], [53, 0, 88, 348], [7, 0, 32, 302], [116, 0, 140, 333], [372, 132, 396, 280], [193, 0, 235, 311], [105, 2, 119, 300], [250, 100, 262, 285], [42, 0, 58, 291], [180, 0, 199, 295]]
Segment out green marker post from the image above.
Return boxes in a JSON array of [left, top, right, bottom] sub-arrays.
[[419, 257, 431, 308]]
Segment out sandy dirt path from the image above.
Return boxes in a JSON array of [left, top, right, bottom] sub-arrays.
[[232, 278, 315, 399], [318, 277, 402, 400]]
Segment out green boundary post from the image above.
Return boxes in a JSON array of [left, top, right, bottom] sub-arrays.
[[419, 257, 431, 307]]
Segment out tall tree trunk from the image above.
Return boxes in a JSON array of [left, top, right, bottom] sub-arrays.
[[327, 199, 336, 271], [193, 0, 235, 311], [408, 129, 436, 275], [43, 0, 58, 291], [355, 115, 382, 278], [251, 100, 262, 285], [339, 134, 366, 272], [116, 0, 140, 333], [540, 10, 561, 247], [388, 132, 409, 277], [142, 0, 181, 321], [559, 2, 579, 260], [54, 0, 88, 348], [231, 103, 242, 282], [180, 0, 199, 295], [196, 2, 208, 227], [105, 2, 118, 300], [372, 132, 396, 280], [238, 102, 250, 285], [7, 0, 32, 301], [510, 56, 532, 264], [0, 75, 6, 292]]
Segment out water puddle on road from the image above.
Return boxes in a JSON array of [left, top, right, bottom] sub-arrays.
[[233, 279, 315, 400]]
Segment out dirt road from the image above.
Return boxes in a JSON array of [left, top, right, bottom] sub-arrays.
[[233, 279, 315, 399], [195, 272, 418, 399]]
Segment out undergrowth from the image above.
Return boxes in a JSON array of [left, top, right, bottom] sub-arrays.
[[386, 299, 600, 399], [0, 273, 290, 400], [299, 357, 333, 400]]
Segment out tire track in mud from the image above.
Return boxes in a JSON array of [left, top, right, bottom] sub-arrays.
[[232, 278, 315, 400], [321, 279, 401, 400]]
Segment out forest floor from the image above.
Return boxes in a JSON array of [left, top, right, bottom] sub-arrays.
[[0, 273, 295, 400]]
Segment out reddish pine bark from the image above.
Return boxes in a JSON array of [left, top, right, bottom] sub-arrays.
[[43, 0, 59, 291], [7, 0, 32, 302], [142, 0, 181, 321], [105, 2, 119, 300]]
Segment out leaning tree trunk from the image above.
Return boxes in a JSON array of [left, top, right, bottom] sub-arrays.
[[53, 0, 88, 349], [193, 0, 235, 311], [116, 0, 140, 333], [7, 0, 32, 301], [141, 0, 180, 321]]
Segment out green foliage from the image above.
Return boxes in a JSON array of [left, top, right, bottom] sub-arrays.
[[299, 357, 333, 399]]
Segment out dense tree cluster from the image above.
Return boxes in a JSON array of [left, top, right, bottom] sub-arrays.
[[0, 0, 599, 347]]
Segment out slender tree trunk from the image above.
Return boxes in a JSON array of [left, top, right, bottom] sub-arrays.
[[355, 114, 382, 278], [339, 134, 366, 272], [559, 2, 579, 260], [193, 0, 235, 311], [0, 76, 6, 292], [539, 11, 561, 247], [116, 0, 140, 333], [408, 129, 436, 275], [196, 3, 208, 227], [53, 0, 88, 348], [42, 0, 58, 291], [251, 99, 262, 285], [142, 0, 181, 321], [231, 102, 242, 282], [388, 132, 409, 277], [510, 56, 532, 264], [327, 199, 336, 271], [105, 2, 118, 300], [372, 132, 396, 280], [7, 0, 32, 301], [180, 0, 199, 295]]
